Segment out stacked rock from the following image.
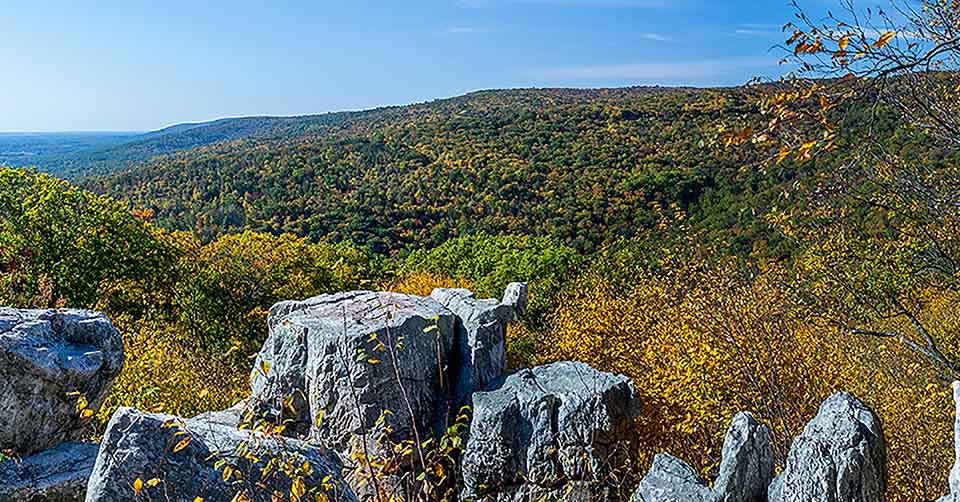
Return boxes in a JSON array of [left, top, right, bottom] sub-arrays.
[[95, 283, 641, 501], [7, 285, 913, 502]]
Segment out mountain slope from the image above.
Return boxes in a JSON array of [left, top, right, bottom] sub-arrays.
[[85, 86, 803, 255]]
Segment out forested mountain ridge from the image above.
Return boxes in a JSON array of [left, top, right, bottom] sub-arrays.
[[86, 86, 806, 255], [5, 77, 959, 501]]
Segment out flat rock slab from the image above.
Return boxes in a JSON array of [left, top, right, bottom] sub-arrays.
[[85, 407, 357, 502], [0, 441, 97, 502], [462, 360, 641, 502], [0, 308, 123, 454]]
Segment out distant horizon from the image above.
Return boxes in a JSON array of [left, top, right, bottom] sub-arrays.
[[0, 81, 761, 134]]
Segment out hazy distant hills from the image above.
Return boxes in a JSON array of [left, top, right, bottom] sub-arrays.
[[0, 132, 138, 172], [0, 113, 360, 178]]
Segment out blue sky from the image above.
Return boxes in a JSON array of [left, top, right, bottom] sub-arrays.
[[0, 0, 820, 131]]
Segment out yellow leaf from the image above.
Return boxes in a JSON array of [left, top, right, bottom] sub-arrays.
[[173, 436, 192, 453], [80, 409, 95, 419], [875, 31, 895, 49], [259, 360, 271, 376], [194, 498, 204, 502], [292, 476, 306, 499], [797, 140, 817, 160], [133, 478, 143, 495], [838, 34, 850, 50], [776, 147, 792, 165], [147, 478, 161, 487]]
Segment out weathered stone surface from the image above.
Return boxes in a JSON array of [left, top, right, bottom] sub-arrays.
[[462, 361, 640, 502], [430, 282, 528, 405], [0, 308, 123, 454], [632, 412, 773, 502], [768, 392, 885, 502], [0, 441, 97, 502], [244, 291, 457, 455], [939, 382, 960, 502], [85, 407, 356, 502], [192, 399, 247, 429], [633, 453, 712, 502]]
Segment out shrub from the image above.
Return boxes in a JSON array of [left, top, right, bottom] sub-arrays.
[[538, 258, 954, 501], [400, 233, 582, 330]]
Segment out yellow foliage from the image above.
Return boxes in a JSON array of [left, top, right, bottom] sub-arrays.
[[390, 272, 473, 297], [538, 264, 954, 501], [100, 317, 253, 422]]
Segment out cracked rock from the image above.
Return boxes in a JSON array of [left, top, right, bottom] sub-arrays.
[[768, 392, 885, 502], [430, 282, 528, 406], [243, 291, 458, 458], [0, 308, 123, 455], [633, 412, 774, 502], [85, 407, 357, 502], [461, 361, 640, 501], [0, 441, 98, 502]]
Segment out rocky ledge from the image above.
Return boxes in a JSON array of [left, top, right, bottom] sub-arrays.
[[4, 287, 960, 502]]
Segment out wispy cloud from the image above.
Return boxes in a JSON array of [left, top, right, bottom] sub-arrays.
[[531, 57, 774, 80], [732, 23, 785, 38], [446, 26, 492, 34], [734, 29, 782, 38], [639, 32, 673, 42]]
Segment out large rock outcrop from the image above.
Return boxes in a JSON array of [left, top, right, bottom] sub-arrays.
[[0, 441, 98, 502], [0, 308, 123, 455], [461, 360, 641, 501], [431, 283, 528, 405], [633, 412, 774, 502], [85, 407, 356, 502], [244, 291, 458, 453], [768, 392, 885, 502]]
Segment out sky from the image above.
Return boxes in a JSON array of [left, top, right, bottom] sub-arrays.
[[0, 0, 827, 131]]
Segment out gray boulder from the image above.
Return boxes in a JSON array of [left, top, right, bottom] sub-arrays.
[[939, 382, 960, 502], [462, 361, 641, 501], [0, 441, 98, 502], [633, 453, 712, 502], [244, 291, 457, 456], [632, 412, 774, 502], [0, 308, 123, 454], [430, 282, 528, 405], [85, 407, 356, 502], [768, 392, 885, 502]]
